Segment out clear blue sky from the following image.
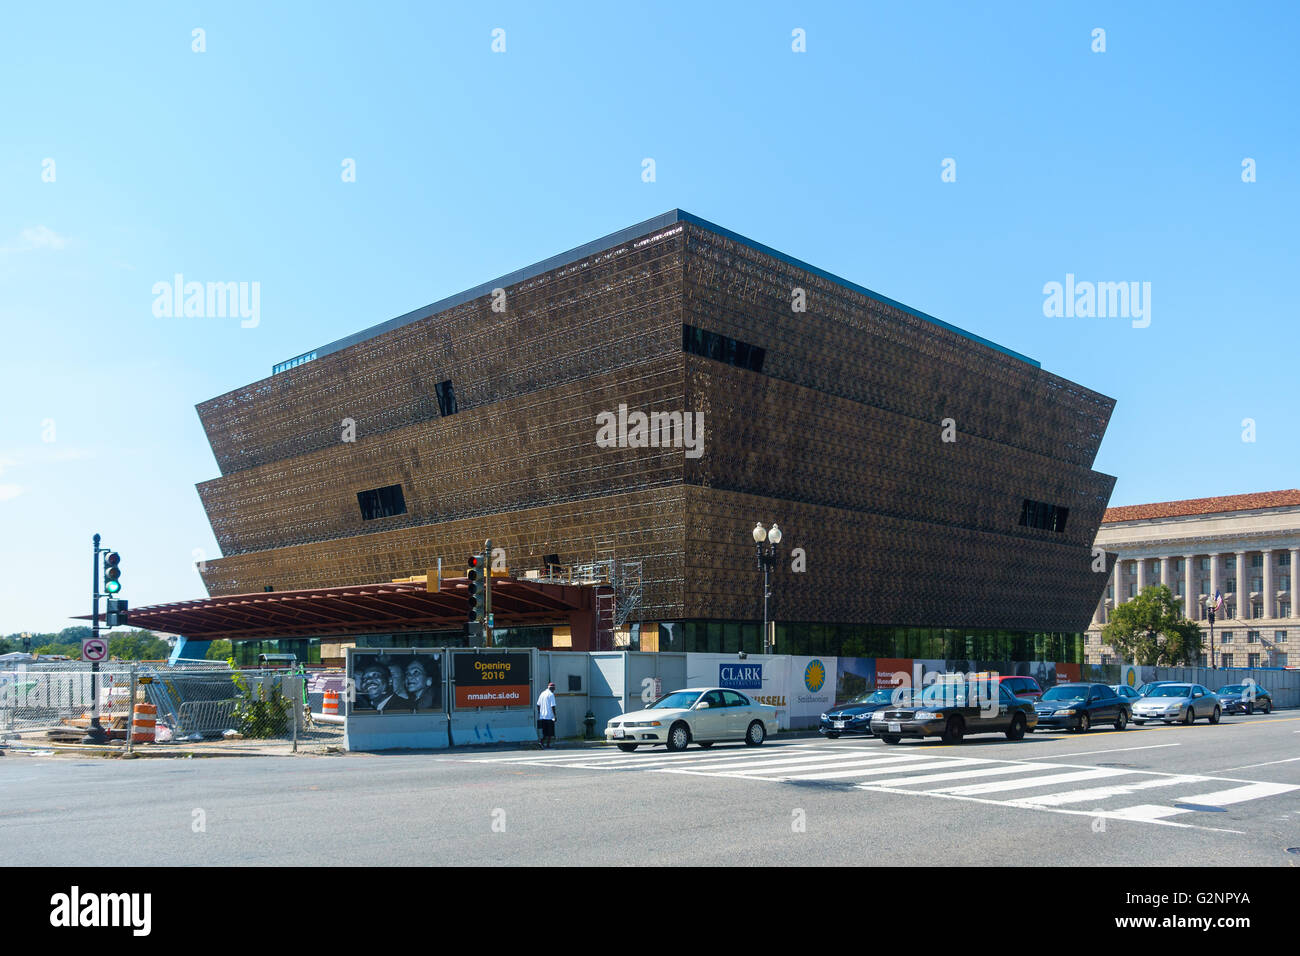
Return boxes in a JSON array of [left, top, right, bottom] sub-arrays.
[[2, 2, 1297, 633]]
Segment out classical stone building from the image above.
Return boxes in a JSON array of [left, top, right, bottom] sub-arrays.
[[194, 210, 1116, 660], [1088, 490, 1300, 666]]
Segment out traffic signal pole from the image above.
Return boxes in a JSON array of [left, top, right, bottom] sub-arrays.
[[484, 538, 493, 647], [83, 533, 108, 744]]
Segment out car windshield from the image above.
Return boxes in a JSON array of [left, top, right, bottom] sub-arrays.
[[1138, 683, 1171, 696], [648, 690, 703, 710], [1042, 685, 1087, 701], [1149, 684, 1191, 698], [846, 689, 894, 705], [905, 683, 978, 704], [1216, 685, 1246, 694]]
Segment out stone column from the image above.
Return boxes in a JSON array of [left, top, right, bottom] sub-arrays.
[[1160, 555, 1171, 588], [1135, 556, 1147, 596], [1209, 552, 1219, 607], [1111, 557, 1123, 607], [1184, 554, 1196, 619], [1236, 551, 1248, 619], [1262, 549, 1274, 620], [1291, 549, 1299, 618]]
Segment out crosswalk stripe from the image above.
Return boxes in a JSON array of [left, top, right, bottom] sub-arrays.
[[1014, 774, 1212, 807], [469, 746, 807, 765], [658, 752, 919, 773], [722, 755, 968, 778], [771, 757, 991, 781], [936, 768, 1136, 796], [1105, 804, 1191, 821], [1107, 783, 1298, 821], [1169, 781, 1299, 807], [600, 748, 825, 769], [857, 762, 1060, 788]]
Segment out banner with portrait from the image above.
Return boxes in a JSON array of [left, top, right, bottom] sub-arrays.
[[351, 651, 444, 714]]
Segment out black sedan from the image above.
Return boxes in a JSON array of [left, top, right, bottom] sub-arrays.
[[1111, 684, 1142, 704], [820, 688, 896, 738], [1216, 683, 1273, 715], [1034, 682, 1131, 732]]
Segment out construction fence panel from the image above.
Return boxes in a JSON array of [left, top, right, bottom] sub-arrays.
[[0, 662, 342, 746]]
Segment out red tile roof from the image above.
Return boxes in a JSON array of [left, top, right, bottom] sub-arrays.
[[1103, 490, 1300, 523]]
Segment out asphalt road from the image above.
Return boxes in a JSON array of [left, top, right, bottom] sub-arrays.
[[3, 713, 1298, 866]]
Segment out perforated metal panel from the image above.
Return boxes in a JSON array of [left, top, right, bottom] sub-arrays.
[[196, 215, 1115, 634]]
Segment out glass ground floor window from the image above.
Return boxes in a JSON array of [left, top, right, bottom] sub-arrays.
[[231, 626, 554, 665], [654, 621, 1086, 663]]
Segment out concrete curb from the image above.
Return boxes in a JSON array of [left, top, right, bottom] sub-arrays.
[[0, 728, 863, 759]]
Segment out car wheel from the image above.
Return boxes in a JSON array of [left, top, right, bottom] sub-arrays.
[[824, 732, 840, 739], [697, 741, 714, 749], [1115, 710, 1128, 731], [745, 720, 766, 746], [941, 716, 965, 744], [616, 743, 638, 752], [1209, 706, 1220, 725], [1005, 714, 1026, 740], [880, 734, 902, 745], [1183, 706, 1195, 725], [1076, 712, 1091, 733], [1263, 700, 1272, 714], [666, 722, 690, 752]]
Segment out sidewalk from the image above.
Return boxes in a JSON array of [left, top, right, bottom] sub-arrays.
[[0, 729, 825, 759]]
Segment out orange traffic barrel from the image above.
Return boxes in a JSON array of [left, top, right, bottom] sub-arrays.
[[323, 690, 339, 716], [131, 703, 157, 743]]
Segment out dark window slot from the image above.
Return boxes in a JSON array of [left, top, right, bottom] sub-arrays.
[[358, 484, 407, 521]]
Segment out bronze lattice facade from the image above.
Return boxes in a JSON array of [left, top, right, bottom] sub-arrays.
[[195, 210, 1117, 643]]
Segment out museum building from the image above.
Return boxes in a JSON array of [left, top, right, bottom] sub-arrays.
[[188, 210, 1117, 664]]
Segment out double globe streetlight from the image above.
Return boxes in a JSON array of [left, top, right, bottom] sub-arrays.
[[752, 522, 783, 654]]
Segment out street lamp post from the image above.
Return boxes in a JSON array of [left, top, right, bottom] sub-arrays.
[[752, 522, 782, 654], [1208, 605, 1216, 669]]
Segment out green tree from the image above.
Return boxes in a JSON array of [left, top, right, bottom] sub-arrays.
[[33, 642, 82, 658], [107, 630, 171, 660], [205, 639, 233, 661], [1102, 584, 1202, 665]]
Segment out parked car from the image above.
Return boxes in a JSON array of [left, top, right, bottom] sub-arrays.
[[870, 680, 1037, 744], [606, 687, 780, 752], [995, 675, 1044, 702], [820, 688, 895, 738], [1215, 683, 1273, 715], [1111, 684, 1142, 704], [1034, 683, 1131, 732], [1136, 681, 1178, 697], [1131, 684, 1220, 725]]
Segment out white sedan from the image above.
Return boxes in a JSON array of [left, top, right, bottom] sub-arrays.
[[606, 687, 780, 752]]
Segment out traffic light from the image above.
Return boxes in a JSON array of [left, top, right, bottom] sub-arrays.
[[103, 551, 122, 594], [106, 598, 129, 628], [466, 554, 484, 623]]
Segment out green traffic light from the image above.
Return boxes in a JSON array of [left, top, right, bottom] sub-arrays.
[[105, 580, 120, 594]]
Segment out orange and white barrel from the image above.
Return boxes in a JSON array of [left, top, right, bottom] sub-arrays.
[[131, 703, 157, 743], [323, 690, 339, 716]]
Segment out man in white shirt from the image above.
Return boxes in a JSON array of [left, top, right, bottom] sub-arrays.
[[536, 681, 557, 748]]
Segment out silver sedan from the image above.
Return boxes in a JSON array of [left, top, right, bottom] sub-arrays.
[[1131, 683, 1221, 725], [606, 687, 780, 752]]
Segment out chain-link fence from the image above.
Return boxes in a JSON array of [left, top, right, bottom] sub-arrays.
[[0, 661, 344, 750]]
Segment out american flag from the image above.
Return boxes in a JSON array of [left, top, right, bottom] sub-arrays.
[[1213, 589, 1224, 612]]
